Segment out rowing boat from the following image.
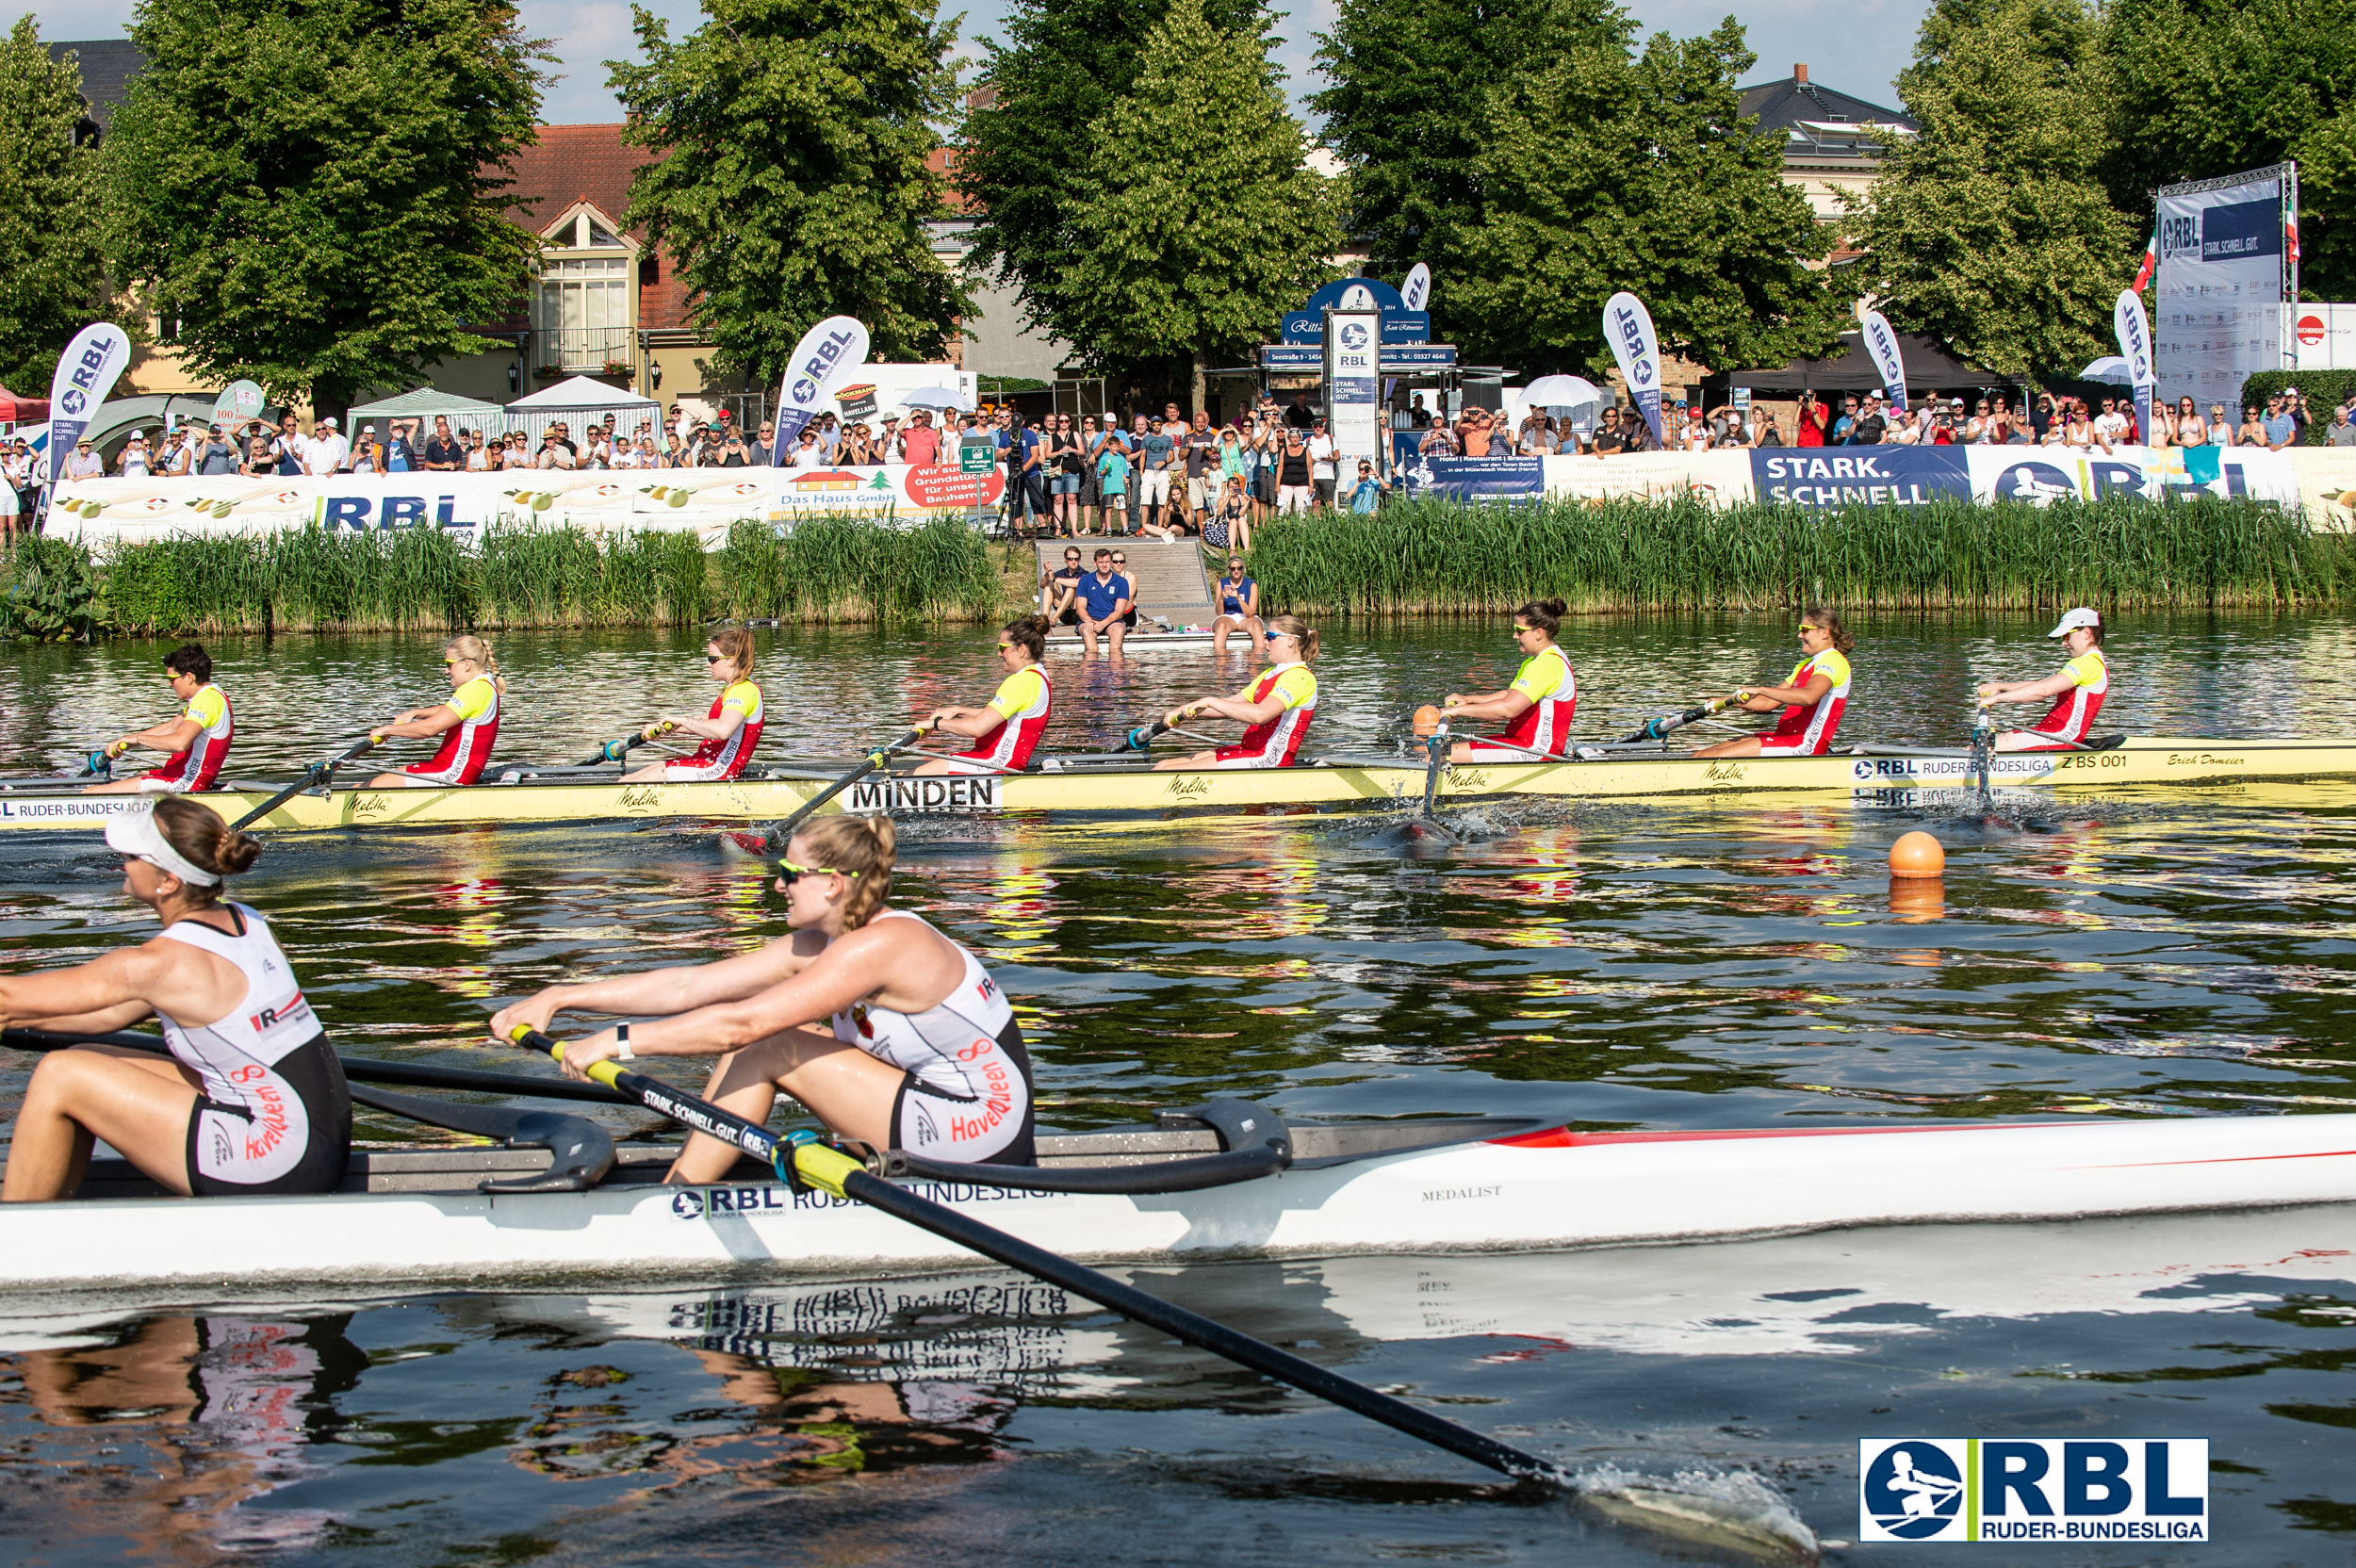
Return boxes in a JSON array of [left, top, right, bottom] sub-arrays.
[[2, 734, 2352, 834], [8, 1108, 2353, 1298]]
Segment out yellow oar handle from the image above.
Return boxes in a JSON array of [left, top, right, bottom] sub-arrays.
[[509, 1021, 628, 1089], [787, 1140, 864, 1199]]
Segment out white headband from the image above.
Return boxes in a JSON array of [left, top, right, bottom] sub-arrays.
[[105, 807, 221, 886]]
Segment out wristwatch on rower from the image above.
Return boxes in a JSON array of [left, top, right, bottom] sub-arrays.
[[615, 1023, 633, 1061]]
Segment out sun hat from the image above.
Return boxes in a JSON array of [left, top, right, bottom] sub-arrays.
[[2047, 608, 2102, 637]]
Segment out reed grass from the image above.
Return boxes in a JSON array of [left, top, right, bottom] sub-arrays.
[[715, 515, 1001, 624], [1246, 496, 2356, 615]]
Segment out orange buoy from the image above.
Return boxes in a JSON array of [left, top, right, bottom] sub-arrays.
[[1411, 704, 1444, 738], [1888, 830, 1946, 878]]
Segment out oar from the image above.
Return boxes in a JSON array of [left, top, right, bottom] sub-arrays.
[[2, 1024, 632, 1105], [1968, 701, 1997, 811], [571, 721, 673, 768], [1121, 709, 1181, 752], [724, 726, 926, 856], [227, 737, 378, 831], [499, 1022, 1818, 1561], [1418, 711, 1452, 820], [1615, 696, 1730, 745]]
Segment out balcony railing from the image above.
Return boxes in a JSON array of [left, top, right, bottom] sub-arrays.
[[538, 327, 633, 374]]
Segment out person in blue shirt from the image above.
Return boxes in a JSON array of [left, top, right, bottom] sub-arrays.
[[1095, 438, 1131, 534], [1346, 459, 1388, 514], [1829, 396, 1857, 446], [1072, 547, 1131, 658], [1137, 416, 1176, 531]]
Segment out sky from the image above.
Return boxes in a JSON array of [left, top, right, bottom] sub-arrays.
[[17, 0, 1931, 127]]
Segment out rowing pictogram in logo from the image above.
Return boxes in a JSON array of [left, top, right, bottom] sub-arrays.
[[1862, 1442, 1965, 1539]]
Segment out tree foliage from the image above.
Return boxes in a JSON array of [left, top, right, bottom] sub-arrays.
[[612, 0, 972, 378], [1311, 0, 1631, 346], [1447, 17, 1842, 374], [0, 21, 117, 395], [106, 0, 544, 412], [957, 0, 1268, 364], [1847, 0, 2135, 380], [1042, 0, 1337, 392], [2096, 0, 2356, 300]]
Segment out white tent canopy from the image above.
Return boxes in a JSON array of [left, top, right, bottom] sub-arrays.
[[505, 376, 662, 445]]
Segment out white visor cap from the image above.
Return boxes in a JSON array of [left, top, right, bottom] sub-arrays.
[[2047, 608, 2102, 638], [105, 805, 221, 885]]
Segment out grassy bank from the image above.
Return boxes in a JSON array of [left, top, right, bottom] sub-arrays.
[[2, 516, 1000, 638], [1246, 496, 2354, 615]]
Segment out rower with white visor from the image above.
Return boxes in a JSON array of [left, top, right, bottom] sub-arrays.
[[1976, 607, 2111, 750], [0, 797, 351, 1201]]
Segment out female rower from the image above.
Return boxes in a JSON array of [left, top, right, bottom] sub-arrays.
[[0, 797, 351, 1201], [1434, 597, 1578, 761], [1153, 615, 1320, 770], [1209, 553, 1261, 654], [1693, 608, 1855, 759], [365, 635, 504, 788], [621, 627, 765, 782], [85, 644, 235, 795], [1976, 607, 2109, 750], [488, 814, 1034, 1177], [912, 614, 1054, 776]]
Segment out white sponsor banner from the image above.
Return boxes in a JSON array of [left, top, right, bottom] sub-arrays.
[[1968, 444, 2299, 508], [43, 465, 1006, 548], [773, 315, 872, 458], [1602, 291, 1666, 449], [2294, 448, 2356, 531], [2292, 302, 2356, 368], [47, 322, 132, 460], [2155, 167, 2288, 415], [1325, 307, 1383, 468], [1857, 305, 1907, 414], [1400, 262, 1431, 313], [1544, 451, 1754, 505]]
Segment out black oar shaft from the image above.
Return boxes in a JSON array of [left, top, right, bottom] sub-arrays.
[[572, 724, 669, 768], [1418, 716, 1451, 818], [228, 737, 377, 831], [505, 1024, 1562, 1490], [758, 727, 924, 850], [2, 1025, 631, 1105]]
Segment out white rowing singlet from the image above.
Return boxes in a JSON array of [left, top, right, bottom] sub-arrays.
[[829, 910, 1019, 1102], [156, 904, 327, 1183]]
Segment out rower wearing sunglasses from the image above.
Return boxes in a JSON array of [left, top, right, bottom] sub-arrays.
[[490, 814, 1036, 1174], [1153, 615, 1321, 770], [621, 627, 766, 782], [1691, 607, 1856, 759], [365, 635, 506, 788], [1432, 597, 1578, 761], [911, 614, 1054, 776]]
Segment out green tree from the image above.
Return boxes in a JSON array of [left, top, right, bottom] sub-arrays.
[[1847, 0, 2135, 380], [612, 0, 971, 378], [1046, 0, 1339, 404], [0, 20, 115, 395], [106, 0, 544, 413], [1447, 18, 1841, 374], [957, 0, 1268, 374], [1311, 0, 1633, 347], [2096, 0, 2356, 300]]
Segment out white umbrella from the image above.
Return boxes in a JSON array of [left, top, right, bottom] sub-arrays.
[[1523, 374, 1602, 408], [900, 387, 965, 410], [2079, 356, 2134, 384]]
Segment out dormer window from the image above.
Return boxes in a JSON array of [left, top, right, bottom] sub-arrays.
[[534, 204, 638, 373]]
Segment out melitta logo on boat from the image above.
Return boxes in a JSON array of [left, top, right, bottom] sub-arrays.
[[669, 1181, 1057, 1217], [846, 776, 999, 814], [1859, 1438, 2207, 1543]]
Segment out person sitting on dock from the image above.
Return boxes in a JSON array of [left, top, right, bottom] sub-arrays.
[[1692, 609, 1855, 759], [1976, 608, 2109, 751], [1209, 555, 1262, 655], [1433, 598, 1578, 762]]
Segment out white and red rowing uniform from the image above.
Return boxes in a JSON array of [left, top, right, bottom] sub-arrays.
[[156, 902, 351, 1196], [664, 678, 765, 782], [830, 910, 1035, 1165], [1212, 662, 1319, 769], [1461, 645, 1577, 760], [1756, 647, 1852, 756], [2006, 648, 2109, 748], [404, 674, 501, 785], [141, 683, 234, 793], [934, 664, 1052, 775]]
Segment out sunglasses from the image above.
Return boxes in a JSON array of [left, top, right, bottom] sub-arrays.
[[704, 652, 726, 663], [1797, 624, 1824, 633], [775, 860, 859, 885], [1263, 629, 1290, 642]]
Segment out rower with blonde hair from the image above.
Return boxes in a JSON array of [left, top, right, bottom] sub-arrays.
[[1153, 614, 1321, 770], [623, 627, 766, 782], [367, 635, 506, 788], [489, 814, 1036, 1178]]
